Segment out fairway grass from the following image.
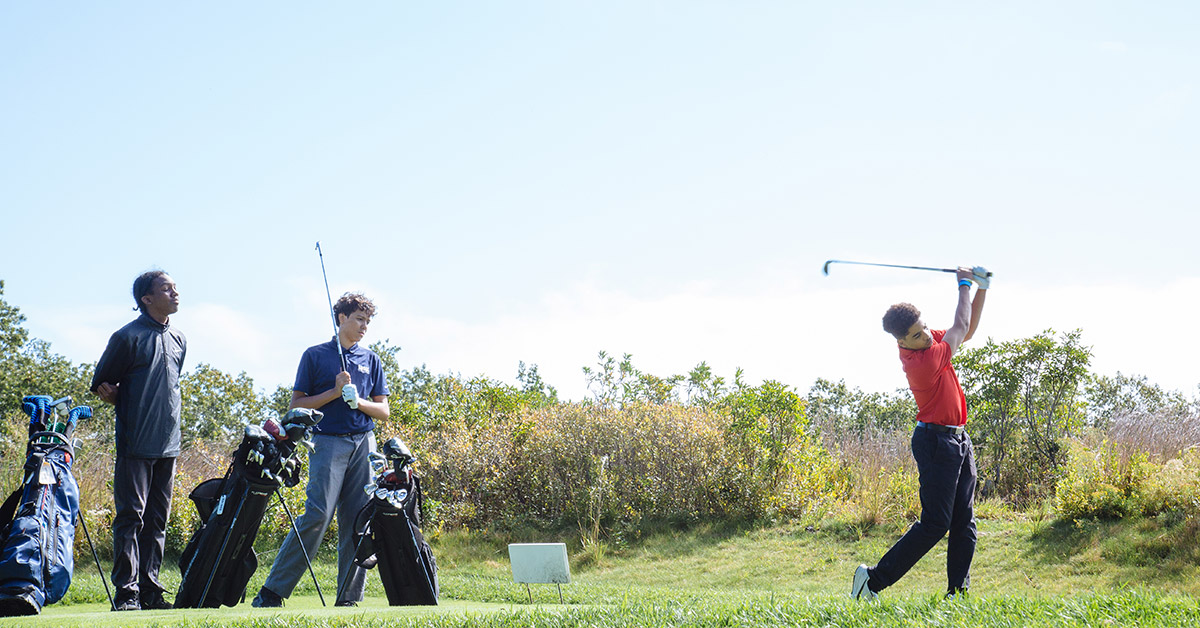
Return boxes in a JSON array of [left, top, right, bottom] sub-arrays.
[[5, 516, 1197, 626], [9, 598, 510, 628], [14, 593, 1200, 628]]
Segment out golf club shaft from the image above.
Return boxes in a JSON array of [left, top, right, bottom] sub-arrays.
[[822, 259, 993, 277], [277, 489, 327, 606], [315, 242, 348, 373], [77, 499, 115, 611]]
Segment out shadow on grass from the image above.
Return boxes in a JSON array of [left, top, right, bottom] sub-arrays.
[[1025, 513, 1200, 581]]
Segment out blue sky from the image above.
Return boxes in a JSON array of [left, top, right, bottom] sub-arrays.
[[2, 2, 1197, 401]]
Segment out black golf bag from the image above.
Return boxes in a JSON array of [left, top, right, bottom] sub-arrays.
[[349, 437, 438, 606], [175, 408, 322, 608], [0, 396, 87, 616]]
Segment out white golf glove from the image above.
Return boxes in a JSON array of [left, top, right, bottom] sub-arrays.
[[341, 383, 359, 409], [972, 266, 991, 289]]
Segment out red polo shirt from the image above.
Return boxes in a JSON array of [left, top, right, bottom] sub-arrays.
[[898, 329, 967, 427]]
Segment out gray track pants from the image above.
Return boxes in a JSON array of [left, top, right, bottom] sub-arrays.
[[262, 431, 375, 602]]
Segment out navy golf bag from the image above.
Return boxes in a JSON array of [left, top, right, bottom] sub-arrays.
[[349, 437, 438, 606], [0, 396, 88, 616], [175, 408, 322, 608]]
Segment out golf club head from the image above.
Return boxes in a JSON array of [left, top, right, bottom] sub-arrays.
[[262, 418, 283, 440], [281, 407, 323, 428], [50, 396, 72, 416], [822, 260, 833, 275], [381, 437, 415, 470], [244, 424, 271, 443], [369, 451, 388, 475], [68, 405, 92, 425], [22, 395, 52, 422]]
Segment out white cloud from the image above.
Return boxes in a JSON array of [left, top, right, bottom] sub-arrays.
[[26, 274, 1200, 404], [377, 275, 1200, 401]]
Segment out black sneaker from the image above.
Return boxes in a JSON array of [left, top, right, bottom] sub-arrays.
[[141, 590, 173, 610], [251, 587, 284, 608], [113, 590, 140, 611], [335, 600, 358, 607]]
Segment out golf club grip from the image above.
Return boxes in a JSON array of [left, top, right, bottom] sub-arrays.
[[942, 269, 995, 277]]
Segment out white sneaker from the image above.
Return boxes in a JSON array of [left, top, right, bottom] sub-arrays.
[[850, 564, 877, 601]]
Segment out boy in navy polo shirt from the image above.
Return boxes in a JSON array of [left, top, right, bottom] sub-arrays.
[[254, 292, 390, 608], [851, 266, 988, 601]]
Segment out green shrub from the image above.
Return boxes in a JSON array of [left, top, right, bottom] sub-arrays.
[[412, 396, 840, 534], [1139, 447, 1200, 517], [1056, 440, 1153, 519]]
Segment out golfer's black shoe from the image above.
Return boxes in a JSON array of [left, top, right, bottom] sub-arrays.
[[251, 587, 284, 608], [335, 600, 359, 607], [113, 590, 140, 611], [141, 590, 173, 610]]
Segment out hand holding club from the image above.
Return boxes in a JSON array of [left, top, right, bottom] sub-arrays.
[[972, 266, 991, 289]]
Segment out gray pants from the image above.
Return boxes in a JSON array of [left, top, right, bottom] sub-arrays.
[[263, 432, 375, 602], [112, 456, 175, 597]]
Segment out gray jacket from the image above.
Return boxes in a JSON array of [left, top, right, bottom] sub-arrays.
[[91, 313, 186, 458]]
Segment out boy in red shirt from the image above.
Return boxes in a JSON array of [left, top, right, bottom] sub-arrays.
[[851, 266, 988, 600]]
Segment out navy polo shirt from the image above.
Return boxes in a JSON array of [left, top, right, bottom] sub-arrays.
[[293, 337, 389, 435]]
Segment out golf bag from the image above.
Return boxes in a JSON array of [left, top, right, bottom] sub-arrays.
[[349, 437, 438, 606], [0, 396, 87, 616], [175, 408, 322, 608]]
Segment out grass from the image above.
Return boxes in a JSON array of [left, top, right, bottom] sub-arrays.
[[6, 514, 1199, 626]]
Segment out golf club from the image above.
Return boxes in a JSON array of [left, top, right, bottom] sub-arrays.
[[275, 489, 327, 606], [68, 425, 116, 612], [316, 242, 357, 409], [33, 396, 73, 444], [822, 260, 994, 277]]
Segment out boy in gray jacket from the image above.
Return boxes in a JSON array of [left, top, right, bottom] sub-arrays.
[[91, 270, 185, 611]]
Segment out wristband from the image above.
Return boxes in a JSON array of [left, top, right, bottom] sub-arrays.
[[958, 279, 972, 287]]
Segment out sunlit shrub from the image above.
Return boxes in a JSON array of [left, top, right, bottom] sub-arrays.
[[1056, 440, 1153, 520], [412, 398, 840, 533], [1140, 447, 1200, 517]]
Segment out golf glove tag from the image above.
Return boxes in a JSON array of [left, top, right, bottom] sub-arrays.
[[342, 384, 359, 409]]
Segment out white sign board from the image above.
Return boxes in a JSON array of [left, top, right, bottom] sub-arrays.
[[508, 543, 571, 584]]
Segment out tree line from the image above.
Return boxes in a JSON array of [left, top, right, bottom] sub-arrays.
[[2, 279, 1198, 537]]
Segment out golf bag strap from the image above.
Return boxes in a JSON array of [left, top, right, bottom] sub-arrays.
[[413, 477, 424, 525], [0, 487, 21, 534]]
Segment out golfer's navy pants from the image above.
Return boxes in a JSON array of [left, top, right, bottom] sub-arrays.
[[112, 456, 176, 597], [870, 425, 977, 593]]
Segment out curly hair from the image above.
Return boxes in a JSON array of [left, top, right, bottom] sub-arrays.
[[132, 270, 168, 312], [334, 292, 376, 320], [882, 303, 921, 339]]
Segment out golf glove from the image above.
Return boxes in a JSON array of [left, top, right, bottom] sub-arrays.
[[342, 383, 359, 409], [972, 266, 991, 289]]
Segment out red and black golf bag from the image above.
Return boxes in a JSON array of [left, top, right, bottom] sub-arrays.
[[347, 437, 438, 606], [175, 408, 323, 608], [0, 396, 91, 616]]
